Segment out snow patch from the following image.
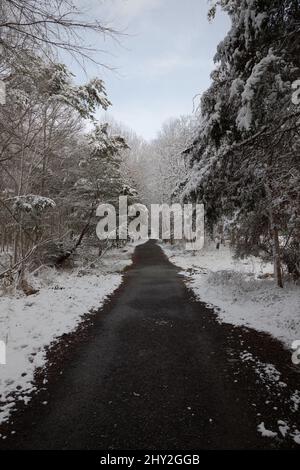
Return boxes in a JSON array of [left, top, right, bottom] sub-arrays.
[[257, 422, 278, 438], [161, 243, 300, 348], [0, 246, 134, 424]]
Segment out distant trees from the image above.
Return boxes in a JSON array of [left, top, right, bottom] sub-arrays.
[[152, 116, 198, 204], [123, 115, 197, 207], [182, 0, 300, 286]]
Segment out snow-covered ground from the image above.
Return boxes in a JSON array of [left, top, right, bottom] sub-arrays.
[[161, 242, 300, 446], [161, 243, 300, 349], [0, 245, 134, 424], [240, 350, 300, 445]]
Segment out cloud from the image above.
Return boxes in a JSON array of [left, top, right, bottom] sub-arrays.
[[143, 55, 194, 75], [101, 106, 183, 141], [129, 54, 212, 79], [105, 0, 162, 20]]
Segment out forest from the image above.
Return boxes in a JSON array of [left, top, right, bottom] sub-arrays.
[[0, 0, 300, 452], [0, 0, 299, 289]]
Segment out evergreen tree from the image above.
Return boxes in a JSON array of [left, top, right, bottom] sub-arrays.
[[183, 0, 300, 286]]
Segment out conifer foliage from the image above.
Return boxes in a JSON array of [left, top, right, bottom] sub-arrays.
[[182, 0, 300, 286]]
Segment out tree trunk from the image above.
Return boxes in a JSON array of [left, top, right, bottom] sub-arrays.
[[265, 182, 283, 288], [55, 210, 93, 266], [270, 214, 283, 288]]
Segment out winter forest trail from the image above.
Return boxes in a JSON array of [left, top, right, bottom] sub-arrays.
[[0, 240, 299, 450]]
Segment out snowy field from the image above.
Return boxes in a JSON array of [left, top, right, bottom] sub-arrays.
[[161, 243, 300, 349], [0, 245, 134, 424]]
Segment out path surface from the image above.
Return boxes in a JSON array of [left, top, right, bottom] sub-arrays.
[[0, 240, 299, 449]]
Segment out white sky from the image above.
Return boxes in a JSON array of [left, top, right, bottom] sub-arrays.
[[66, 0, 230, 140]]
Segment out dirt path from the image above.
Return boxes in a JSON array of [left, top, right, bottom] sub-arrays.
[[0, 240, 299, 449]]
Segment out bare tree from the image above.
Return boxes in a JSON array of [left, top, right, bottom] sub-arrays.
[[0, 0, 119, 65]]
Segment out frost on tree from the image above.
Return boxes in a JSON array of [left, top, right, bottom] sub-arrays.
[[181, 0, 300, 286]]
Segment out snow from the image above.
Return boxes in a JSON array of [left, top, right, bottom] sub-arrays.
[[294, 433, 300, 445], [239, 351, 287, 391], [254, 12, 268, 32], [278, 420, 289, 438], [291, 391, 300, 412], [162, 242, 300, 445], [12, 195, 56, 214], [236, 51, 278, 131], [229, 78, 244, 100], [257, 422, 278, 438], [161, 243, 300, 349], [0, 245, 134, 424]]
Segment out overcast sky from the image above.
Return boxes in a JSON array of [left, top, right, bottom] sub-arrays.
[[68, 0, 230, 140]]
